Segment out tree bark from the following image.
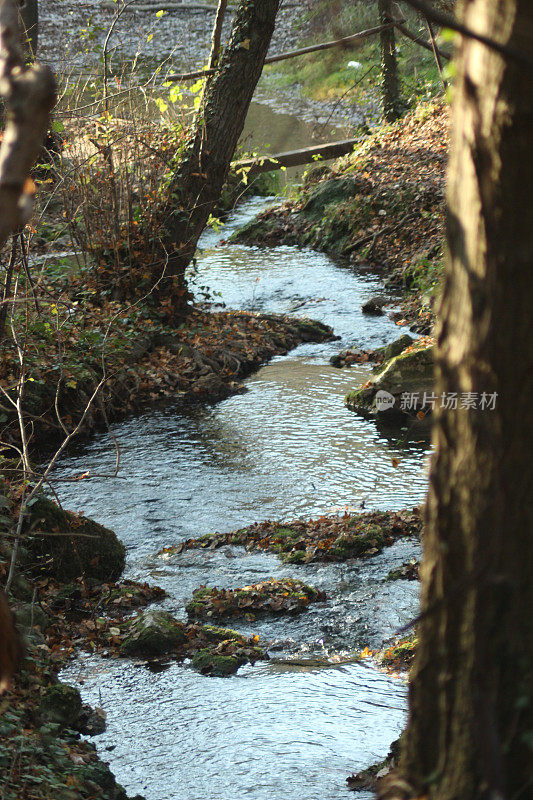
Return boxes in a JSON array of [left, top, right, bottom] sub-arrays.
[[155, 0, 280, 316], [0, 0, 55, 247], [388, 1, 533, 798], [378, 0, 403, 121], [0, 587, 22, 694]]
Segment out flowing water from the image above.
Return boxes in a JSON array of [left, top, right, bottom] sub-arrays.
[[37, 3, 426, 795], [58, 198, 429, 800]]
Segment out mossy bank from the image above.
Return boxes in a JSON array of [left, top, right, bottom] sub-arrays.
[[232, 102, 448, 332]]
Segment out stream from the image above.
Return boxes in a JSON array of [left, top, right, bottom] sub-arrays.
[[31, 3, 431, 796], [57, 198, 430, 799]]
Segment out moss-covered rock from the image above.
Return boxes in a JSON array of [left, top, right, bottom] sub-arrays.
[[301, 176, 361, 220], [189, 625, 266, 676], [292, 318, 336, 342], [373, 343, 434, 396], [380, 634, 418, 671], [186, 578, 326, 621], [373, 334, 414, 365], [163, 509, 422, 565], [345, 342, 434, 423], [26, 496, 125, 583], [119, 610, 187, 657], [15, 602, 49, 632], [77, 761, 135, 800], [229, 213, 284, 245], [39, 683, 83, 729], [191, 649, 246, 677]]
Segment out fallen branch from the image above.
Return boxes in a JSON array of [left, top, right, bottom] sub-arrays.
[[105, 2, 237, 11], [165, 21, 400, 82]]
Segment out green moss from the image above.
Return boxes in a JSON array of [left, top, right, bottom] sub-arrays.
[[328, 530, 386, 561], [200, 624, 242, 642], [345, 386, 374, 412], [39, 683, 82, 729], [282, 549, 306, 564], [374, 335, 414, 364], [229, 215, 282, 244], [191, 649, 245, 677], [119, 610, 187, 657], [274, 526, 298, 538], [380, 634, 418, 670], [26, 496, 125, 583]]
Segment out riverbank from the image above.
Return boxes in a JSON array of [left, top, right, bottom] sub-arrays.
[[0, 303, 333, 454], [232, 100, 448, 333], [0, 492, 268, 799]]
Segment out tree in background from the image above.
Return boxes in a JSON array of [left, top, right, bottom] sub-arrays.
[[151, 0, 281, 317], [378, 0, 403, 121], [384, 1, 533, 797]]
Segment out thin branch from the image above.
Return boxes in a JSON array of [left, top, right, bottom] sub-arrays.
[[165, 21, 400, 82], [207, 0, 228, 71], [426, 16, 447, 89], [398, 0, 533, 70], [394, 20, 451, 60], [0, 234, 18, 339]]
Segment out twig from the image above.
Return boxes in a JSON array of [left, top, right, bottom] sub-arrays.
[[426, 17, 447, 89], [398, 0, 533, 71], [394, 20, 451, 60], [0, 234, 18, 339], [5, 488, 26, 594]]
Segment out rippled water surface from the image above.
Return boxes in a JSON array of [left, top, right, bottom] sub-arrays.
[[62, 657, 407, 800], [57, 199, 428, 799]]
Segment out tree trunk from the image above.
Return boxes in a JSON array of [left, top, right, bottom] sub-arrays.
[[0, 588, 22, 694], [0, 0, 55, 246], [156, 0, 280, 317], [389, 2, 533, 798], [378, 0, 402, 121]]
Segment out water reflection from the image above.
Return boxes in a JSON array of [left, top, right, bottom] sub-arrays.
[[62, 656, 406, 800]]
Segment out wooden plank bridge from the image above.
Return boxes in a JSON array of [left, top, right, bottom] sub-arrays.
[[232, 138, 360, 177]]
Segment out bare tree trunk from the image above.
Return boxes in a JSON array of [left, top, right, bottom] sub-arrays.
[[0, 0, 55, 246], [387, 1, 533, 798], [378, 0, 403, 121], [0, 0, 54, 693], [154, 0, 280, 317]]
